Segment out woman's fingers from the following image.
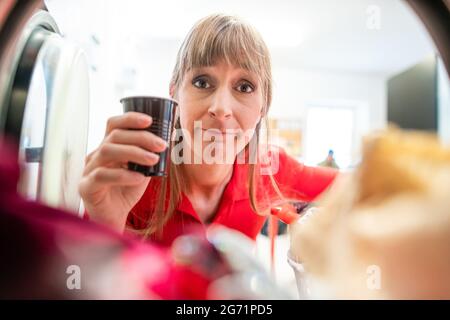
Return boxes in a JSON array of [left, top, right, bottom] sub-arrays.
[[106, 128, 168, 153], [84, 143, 160, 175], [79, 167, 149, 195], [105, 112, 152, 137], [82, 112, 168, 177]]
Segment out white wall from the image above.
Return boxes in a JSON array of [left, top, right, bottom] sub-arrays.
[[270, 67, 387, 130], [269, 66, 387, 166]]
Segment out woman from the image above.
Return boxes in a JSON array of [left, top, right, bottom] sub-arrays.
[[79, 14, 338, 246]]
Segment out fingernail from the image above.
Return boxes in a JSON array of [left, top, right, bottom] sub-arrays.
[[158, 139, 168, 148], [140, 115, 152, 124], [146, 152, 159, 161]]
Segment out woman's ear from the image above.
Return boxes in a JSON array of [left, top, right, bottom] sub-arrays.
[[169, 83, 176, 99], [260, 105, 267, 117]]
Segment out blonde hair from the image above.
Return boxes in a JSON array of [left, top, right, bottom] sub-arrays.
[[140, 14, 285, 239]]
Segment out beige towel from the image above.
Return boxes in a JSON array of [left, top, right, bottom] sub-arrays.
[[290, 128, 450, 299]]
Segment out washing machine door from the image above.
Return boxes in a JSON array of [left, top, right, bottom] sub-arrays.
[[0, 9, 89, 214]]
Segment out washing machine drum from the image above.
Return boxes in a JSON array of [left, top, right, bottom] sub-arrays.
[[0, 8, 89, 214]]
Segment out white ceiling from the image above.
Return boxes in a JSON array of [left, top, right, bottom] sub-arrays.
[[46, 0, 436, 76]]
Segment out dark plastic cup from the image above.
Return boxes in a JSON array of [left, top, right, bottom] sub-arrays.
[[120, 96, 177, 177]]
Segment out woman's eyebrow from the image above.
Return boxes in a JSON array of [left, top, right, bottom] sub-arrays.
[[189, 70, 214, 80], [188, 66, 258, 83], [238, 71, 258, 84], [190, 66, 215, 74], [230, 66, 256, 80]]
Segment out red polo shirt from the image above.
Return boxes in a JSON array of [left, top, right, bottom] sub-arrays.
[[126, 146, 338, 246]]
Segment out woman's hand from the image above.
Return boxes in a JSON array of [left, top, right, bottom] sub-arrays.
[[78, 112, 168, 232]]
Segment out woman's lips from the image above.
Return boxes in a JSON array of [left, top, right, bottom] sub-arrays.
[[200, 128, 240, 142], [201, 128, 239, 135]]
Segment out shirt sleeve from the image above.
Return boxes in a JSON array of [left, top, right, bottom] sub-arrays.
[[272, 147, 339, 202]]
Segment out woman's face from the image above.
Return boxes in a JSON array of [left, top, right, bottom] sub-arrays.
[[172, 60, 264, 163]]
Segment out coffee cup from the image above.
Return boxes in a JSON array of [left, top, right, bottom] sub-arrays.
[[120, 96, 177, 177]]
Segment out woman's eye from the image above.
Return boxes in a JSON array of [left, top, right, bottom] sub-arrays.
[[193, 78, 211, 89], [236, 83, 254, 93]]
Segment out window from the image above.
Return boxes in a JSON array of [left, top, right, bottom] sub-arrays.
[[303, 105, 355, 168]]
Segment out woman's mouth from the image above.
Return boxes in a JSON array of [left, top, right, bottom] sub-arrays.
[[200, 128, 240, 142], [202, 128, 236, 134]]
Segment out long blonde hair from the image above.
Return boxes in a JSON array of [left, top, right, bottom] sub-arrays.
[[141, 14, 286, 239]]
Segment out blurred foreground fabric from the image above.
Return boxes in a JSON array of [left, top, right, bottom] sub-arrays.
[[0, 137, 231, 299]]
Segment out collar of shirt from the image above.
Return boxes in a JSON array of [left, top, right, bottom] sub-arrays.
[[175, 160, 250, 223]]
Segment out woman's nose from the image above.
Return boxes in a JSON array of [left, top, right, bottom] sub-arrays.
[[208, 89, 233, 121]]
